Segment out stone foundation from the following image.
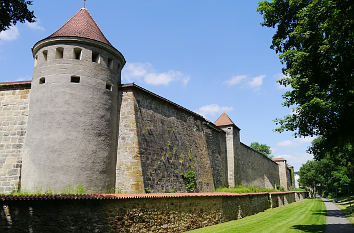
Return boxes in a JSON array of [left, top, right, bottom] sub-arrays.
[[0, 191, 308, 233]]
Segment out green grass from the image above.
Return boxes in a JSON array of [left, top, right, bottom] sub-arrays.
[[215, 185, 281, 193], [187, 198, 326, 233], [332, 196, 354, 224], [290, 188, 307, 192]]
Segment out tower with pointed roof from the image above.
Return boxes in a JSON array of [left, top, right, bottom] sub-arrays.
[[21, 8, 126, 193], [214, 112, 241, 187]]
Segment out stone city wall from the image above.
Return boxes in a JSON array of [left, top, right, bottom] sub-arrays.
[[0, 192, 308, 233], [0, 82, 31, 194], [117, 84, 228, 193], [286, 166, 294, 190], [0, 82, 293, 195], [235, 143, 280, 189]]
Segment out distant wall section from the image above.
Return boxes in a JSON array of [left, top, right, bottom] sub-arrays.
[[235, 143, 279, 189], [0, 82, 31, 193], [116, 84, 228, 193]]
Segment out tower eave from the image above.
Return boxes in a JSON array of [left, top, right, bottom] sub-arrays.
[[32, 36, 126, 65]]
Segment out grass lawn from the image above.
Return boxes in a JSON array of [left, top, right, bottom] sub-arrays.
[[332, 196, 354, 224], [187, 198, 326, 233]]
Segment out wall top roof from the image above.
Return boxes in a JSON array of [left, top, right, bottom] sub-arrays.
[[47, 8, 111, 46], [0, 191, 306, 201], [272, 157, 287, 162], [0, 81, 31, 90], [214, 112, 240, 130]]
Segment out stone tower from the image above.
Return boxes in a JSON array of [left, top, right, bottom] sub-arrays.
[[21, 8, 126, 193], [273, 158, 293, 190], [214, 112, 241, 187]]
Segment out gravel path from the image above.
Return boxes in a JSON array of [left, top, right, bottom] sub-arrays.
[[322, 198, 354, 233]]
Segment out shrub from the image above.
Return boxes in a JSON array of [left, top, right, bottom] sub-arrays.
[[182, 170, 197, 193]]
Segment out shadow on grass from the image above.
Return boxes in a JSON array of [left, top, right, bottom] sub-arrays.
[[312, 210, 326, 216], [291, 224, 325, 233]]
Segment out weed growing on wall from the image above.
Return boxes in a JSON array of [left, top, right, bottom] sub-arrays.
[[182, 170, 197, 192], [275, 183, 285, 191], [2, 185, 88, 196], [145, 187, 153, 193], [75, 185, 85, 194]]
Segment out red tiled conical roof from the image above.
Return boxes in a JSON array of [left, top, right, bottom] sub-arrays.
[[47, 8, 111, 46], [214, 112, 236, 127]]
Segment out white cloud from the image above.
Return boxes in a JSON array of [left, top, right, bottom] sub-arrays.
[[224, 74, 266, 90], [122, 62, 190, 86], [26, 21, 44, 31], [276, 140, 294, 147], [276, 136, 315, 147], [195, 104, 233, 118], [248, 75, 266, 88], [0, 25, 19, 41], [280, 153, 314, 171], [224, 75, 247, 86], [16, 76, 31, 81]]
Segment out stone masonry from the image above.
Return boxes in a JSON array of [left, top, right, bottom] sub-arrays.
[[0, 82, 31, 193], [0, 81, 295, 194], [0, 8, 295, 194], [116, 89, 145, 193], [116, 84, 228, 193], [0, 192, 308, 232]]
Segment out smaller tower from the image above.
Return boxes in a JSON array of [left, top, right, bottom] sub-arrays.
[[272, 158, 289, 190], [214, 112, 240, 187]]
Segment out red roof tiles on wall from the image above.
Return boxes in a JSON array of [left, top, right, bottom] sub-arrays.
[[47, 8, 111, 46], [214, 112, 236, 127], [272, 158, 287, 162], [0, 192, 307, 201]]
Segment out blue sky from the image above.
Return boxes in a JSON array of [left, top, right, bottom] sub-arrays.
[[0, 0, 314, 171]]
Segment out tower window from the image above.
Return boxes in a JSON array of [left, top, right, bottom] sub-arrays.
[[106, 83, 112, 91], [43, 50, 48, 61], [56, 47, 64, 59], [108, 58, 113, 69], [73, 48, 82, 60], [92, 51, 100, 63], [116, 63, 121, 72], [71, 76, 80, 83], [39, 77, 45, 84]]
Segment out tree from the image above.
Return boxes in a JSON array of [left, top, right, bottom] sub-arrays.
[[257, 0, 354, 150], [0, 0, 35, 32], [250, 142, 273, 159]]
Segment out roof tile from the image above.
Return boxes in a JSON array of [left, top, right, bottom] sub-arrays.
[[47, 8, 111, 46], [214, 112, 237, 128], [272, 158, 287, 162]]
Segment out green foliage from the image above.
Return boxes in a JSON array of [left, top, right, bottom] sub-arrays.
[[2, 185, 88, 195], [0, 0, 36, 32], [290, 188, 306, 192], [216, 185, 281, 193], [75, 185, 86, 195], [182, 170, 197, 193], [250, 142, 273, 159], [299, 155, 352, 197], [187, 199, 326, 233], [257, 0, 354, 150], [258, 0, 354, 202], [144, 187, 153, 193]]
